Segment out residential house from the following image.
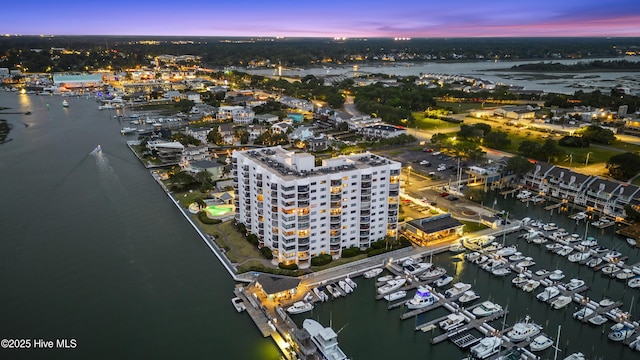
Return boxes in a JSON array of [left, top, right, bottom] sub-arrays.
[[146, 140, 184, 164], [271, 122, 293, 134], [255, 114, 280, 124], [181, 144, 210, 164], [184, 159, 225, 180], [360, 124, 407, 139], [185, 127, 212, 144]]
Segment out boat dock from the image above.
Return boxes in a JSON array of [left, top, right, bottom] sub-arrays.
[[544, 202, 564, 211]]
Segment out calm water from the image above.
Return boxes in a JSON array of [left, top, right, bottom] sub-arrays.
[[2, 92, 639, 360], [246, 57, 640, 95], [0, 93, 280, 359]]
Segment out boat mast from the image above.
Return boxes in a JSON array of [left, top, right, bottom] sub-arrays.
[[553, 325, 561, 360]]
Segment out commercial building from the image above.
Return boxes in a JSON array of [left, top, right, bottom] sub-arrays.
[[233, 146, 401, 268]]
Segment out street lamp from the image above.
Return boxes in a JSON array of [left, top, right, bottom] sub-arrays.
[[585, 152, 593, 166], [406, 166, 412, 186]]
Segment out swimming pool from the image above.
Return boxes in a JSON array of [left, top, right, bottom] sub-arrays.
[[204, 204, 235, 218]]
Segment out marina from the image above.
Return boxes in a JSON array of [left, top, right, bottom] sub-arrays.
[[233, 189, 640, 359]]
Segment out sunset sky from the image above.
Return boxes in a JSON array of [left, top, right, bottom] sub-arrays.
[[4, 0, 640, 38]]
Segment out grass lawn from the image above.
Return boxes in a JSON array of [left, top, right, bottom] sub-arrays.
[[173, 190, 211, 208], [460, 220, 490, 233], [605, 141, 640, 153], [436, 102, 501, 113], [413, 112, 460, 131], [310, 253, 369, 271]]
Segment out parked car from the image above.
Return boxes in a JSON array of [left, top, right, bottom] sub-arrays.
[[423, 148, 434, 153], [439, 192, 450, 197], [447, 196, 459, 201], [431, 151, 441, 156], [420, 160, 430, 165]]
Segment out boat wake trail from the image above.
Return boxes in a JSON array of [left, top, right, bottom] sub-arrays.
[[90, 145, 122, 192]]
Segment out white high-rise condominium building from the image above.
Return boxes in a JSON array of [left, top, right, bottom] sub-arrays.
[[233, 146, 401, 269]]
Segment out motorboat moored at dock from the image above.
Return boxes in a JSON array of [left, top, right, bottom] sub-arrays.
[[363, 268, 383, 279], [470, 336, 502, 359], [445, 282, 472, 298], [439, 313, 466, 331], [303, 319, 348, 360], [405, 286, 439, 309], [530, 334, 554, 351], [551, 296, 573, 310], [231, 297, 246, 312], [377, 278, 406, 295], [472, 301, 503, 317], [383, 290, 407, 302], [286, 301, 314, 315], [506, 315, 542, 342]]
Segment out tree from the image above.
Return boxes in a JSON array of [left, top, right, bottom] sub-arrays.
[[431, 133, 451, 145], [541, 139, 565, 162], [578, 125, 616, 145], [607, 152, 640, 180], [206, 126, 222, 144], [483, 131, 511, 149], [505, 155, 534, 177]]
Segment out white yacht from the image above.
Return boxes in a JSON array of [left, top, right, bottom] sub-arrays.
[[458, 290, 480, 304], [586, 257, 603, 268], [419, 266, 446, 280], [588, 314, 608, 326], [303, 319, 348, 360], [551, 296, 573, 309], [608, 322, 636, 341], [511, 273, 529, 287], [565, 278, 585, 291], [629, 335, 640, 351], [543, 223, 558, 231], [568, 251, 591, 263], [439, 313, 466, 331], [495, 245, 518, 257], [405, 286, 439, 309], [403, 262, 432, 276], [344, 277, 357, 290], [383, 290, 407, 302], [313, 287, 329, 302], [549, 270, 565, 281], [62, 99, 69, 107], [599, 298, 615, 307], [435, 275, 454, 287], [564, 352, 586, 360], [492, 267, 512, 277], [530, 335, 554, 351], [628, 277, 640, 288], [470, 336, 502, 359], [377, 278, 406, 295], [506, 315, 541, 342], [616, 269, 635, 280], [508, 252, 525, 262], [286, 301, 314, 315], [445, 282, 472, 298], [536, 286, 560, 302], [377, 275, 394, 283], [338, 280, 353, 294], [472, 301, 503, 317], [363, 268, 383, 279], [572, 307, 594, 321], [231, 297, 246, 312], [521, 279, 541, 293]]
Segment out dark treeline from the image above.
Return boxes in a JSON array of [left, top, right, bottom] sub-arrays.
[[1, 36, 639, 72], [509, 60, 640, 72]]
